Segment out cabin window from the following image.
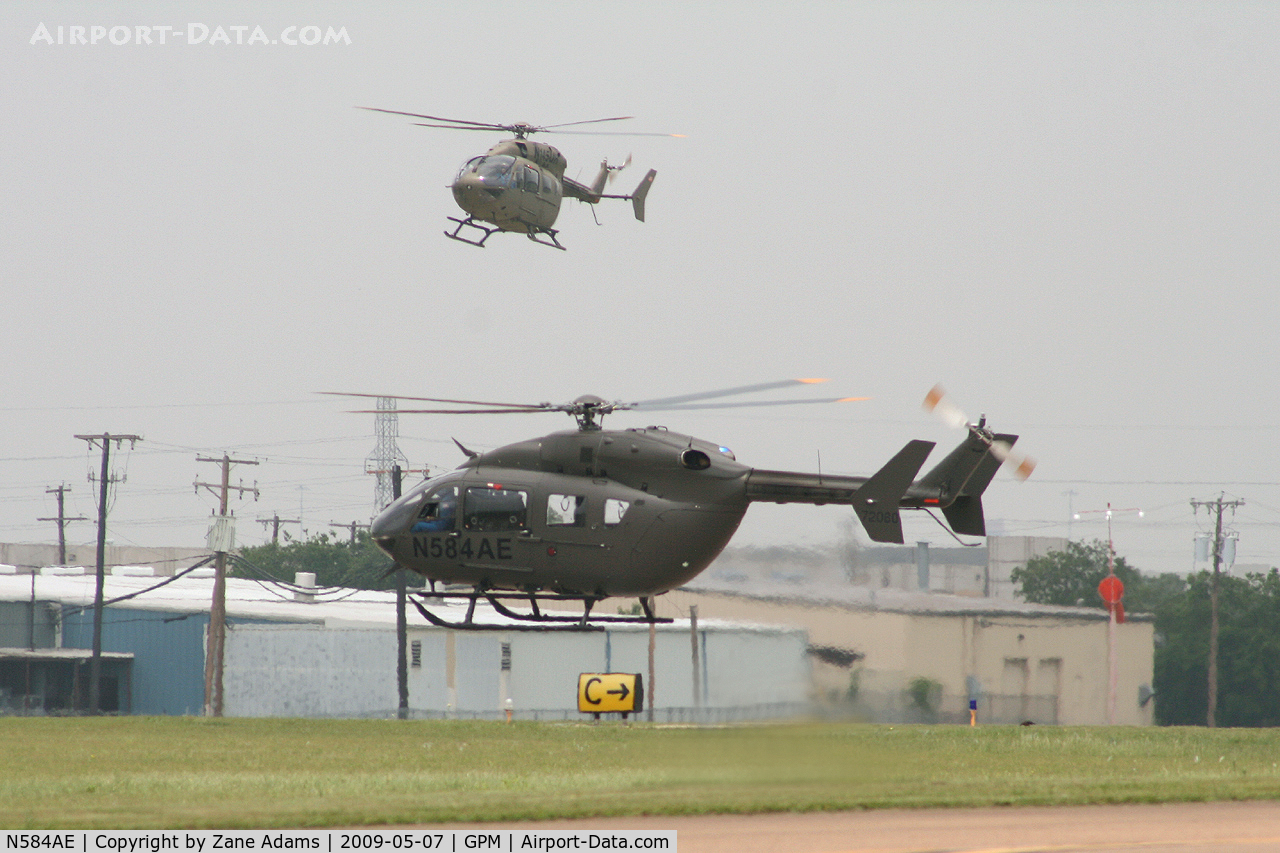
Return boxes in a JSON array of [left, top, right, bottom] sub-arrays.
[[464, 486, 529, 532], [546, 494, 586, 527], [604, 499, 630, 526], [541, 171, 557, 195], [412, 485, 458, 532]]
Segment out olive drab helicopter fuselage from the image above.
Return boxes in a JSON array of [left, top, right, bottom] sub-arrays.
[[361, 108, 666, 250], [353, 386, 1032, 631], [449, 138, 655, 250]]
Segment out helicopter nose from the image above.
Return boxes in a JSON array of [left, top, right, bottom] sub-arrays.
[[370, 496, 418, 554]]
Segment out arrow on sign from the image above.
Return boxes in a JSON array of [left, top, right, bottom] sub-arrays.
[[583, 677, 629, 704]]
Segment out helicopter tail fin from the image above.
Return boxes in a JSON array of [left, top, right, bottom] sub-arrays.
[[631, 170, 656, 221], [913, 431, 1017, 537]]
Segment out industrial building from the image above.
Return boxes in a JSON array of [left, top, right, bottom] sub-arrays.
[[0, 562, 809, 719], [660, 579, 1154, 726]]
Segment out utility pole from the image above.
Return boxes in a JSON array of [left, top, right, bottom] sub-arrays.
[[38, 484, 88, 565], [257, 513, 300, 544], [1190, 494, 1244, 728], [392, 465, 409, 720], [74, 433, 141, 714], [195, 453, 259, 717], [690, 605, 701, 713], [330, 520, 369, 545]]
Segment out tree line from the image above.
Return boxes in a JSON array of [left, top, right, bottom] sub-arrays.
[[1012, 539, 1280, 727]]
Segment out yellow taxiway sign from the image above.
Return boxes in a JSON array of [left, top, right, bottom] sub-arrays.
[[577, 672, 643, 715]]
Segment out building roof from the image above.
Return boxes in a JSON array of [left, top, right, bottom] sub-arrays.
[[0, 648, 133, 661], [0, 566, 799, 635], [680, 576, 1151, 622]]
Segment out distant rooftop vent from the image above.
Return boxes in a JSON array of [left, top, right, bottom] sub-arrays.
[[112, 565, 157, 577], [294, 572, 317, 603], [41, 566, 88, 576]]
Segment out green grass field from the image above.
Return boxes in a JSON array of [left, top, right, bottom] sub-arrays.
[[1, 718, 1279, 828]]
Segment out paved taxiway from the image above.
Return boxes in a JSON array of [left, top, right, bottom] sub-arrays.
[[460, 800, 1280, 852]]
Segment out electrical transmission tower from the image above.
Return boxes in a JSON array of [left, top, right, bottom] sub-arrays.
[[364, 397, 411, 513]]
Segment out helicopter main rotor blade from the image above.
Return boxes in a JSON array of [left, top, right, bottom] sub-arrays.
[[349, 407, 552, 415], [631, 378, 833, 409], [321, 391, 543, 409], [541, 116, 635, 129], [636, 396, 868, 412], [551, 130, 687, 137], [414, 122, 515, 132], [358, 107, 508, 130]]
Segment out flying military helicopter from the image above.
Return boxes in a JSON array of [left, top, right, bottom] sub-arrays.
[[334, 382, 1033, 630], [362, 107, 675, 249]]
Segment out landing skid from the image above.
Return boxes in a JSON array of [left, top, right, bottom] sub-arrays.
[[445, 216, 499, 247], [444, 217, 566, 250], [524, 229, 566, 251], [409, 589, 672, 632]]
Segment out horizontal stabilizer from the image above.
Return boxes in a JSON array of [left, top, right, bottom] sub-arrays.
[[853, 439, 935, 543]]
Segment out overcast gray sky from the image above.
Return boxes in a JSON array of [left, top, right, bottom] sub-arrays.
[[3, 2, 1278, 577]]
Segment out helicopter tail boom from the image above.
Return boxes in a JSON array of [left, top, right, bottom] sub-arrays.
[[745, 430, 1015, 542], [745, 439, 935, 544]]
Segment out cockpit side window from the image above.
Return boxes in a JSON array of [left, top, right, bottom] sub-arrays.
[[412, 485, 458, 532], [464, 486, 529, 532]]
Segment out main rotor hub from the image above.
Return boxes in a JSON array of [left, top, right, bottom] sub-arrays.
[[568, 394, 617, 431]]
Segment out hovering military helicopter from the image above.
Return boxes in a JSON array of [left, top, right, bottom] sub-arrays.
[[362, 107, 675, 250], [334, 382, 1033, 630]]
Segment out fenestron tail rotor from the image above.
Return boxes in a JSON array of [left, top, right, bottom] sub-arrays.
[[922, 384, 1036, 480]]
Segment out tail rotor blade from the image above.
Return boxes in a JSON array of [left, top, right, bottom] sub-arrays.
[[992, 440, 1037, 480], [923, 384, 969, 430], [923, 384, 1034, 480]]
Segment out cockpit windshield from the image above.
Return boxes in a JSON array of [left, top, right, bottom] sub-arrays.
[[458, 155, 516, 187], [454, 157, 483, 182]]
